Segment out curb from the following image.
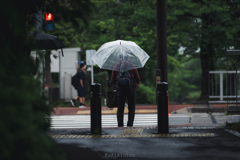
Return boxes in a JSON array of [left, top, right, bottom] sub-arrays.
[[188, 107, 226, 113]]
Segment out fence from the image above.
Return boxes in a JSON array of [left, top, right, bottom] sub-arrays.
[[209, 70, 240, 104]]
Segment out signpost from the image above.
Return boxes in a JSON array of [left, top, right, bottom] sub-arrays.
[[86, 50, 96, 84], [36, 11, 42, 32]]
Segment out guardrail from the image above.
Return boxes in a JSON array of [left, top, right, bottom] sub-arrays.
[[209, 70, 240, 103]]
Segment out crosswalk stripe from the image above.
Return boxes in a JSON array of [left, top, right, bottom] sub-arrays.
[[50, 114, 190, 129]]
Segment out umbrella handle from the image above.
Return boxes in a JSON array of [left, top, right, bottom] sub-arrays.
[[61, 47, 64, 57]]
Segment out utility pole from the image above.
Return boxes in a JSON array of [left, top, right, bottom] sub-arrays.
[[157, 0, 169, 134], [157, 0, 167, 82]]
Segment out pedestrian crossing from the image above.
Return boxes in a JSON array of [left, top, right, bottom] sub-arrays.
[[50, 114, 190, 129]]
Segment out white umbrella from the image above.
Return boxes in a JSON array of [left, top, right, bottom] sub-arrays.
[[91, 40, 150, 72]]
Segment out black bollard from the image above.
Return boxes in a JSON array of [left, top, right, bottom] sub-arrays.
[[157, 82, 169, 133], [90, 83, 102, 135]]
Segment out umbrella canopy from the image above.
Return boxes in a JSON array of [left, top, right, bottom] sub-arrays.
[[28, 31, 65, 56], [91, 40, 150, 72]]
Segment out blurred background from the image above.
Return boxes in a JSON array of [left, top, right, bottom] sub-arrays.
[[2, 0, 240, 159], [43, 0, 240, 106]]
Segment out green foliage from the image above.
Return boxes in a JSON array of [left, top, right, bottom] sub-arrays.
[[168, 58, 202, 103], [51, 0, 206, 103], [37, 0, 240, 103], [0, 36, 66, 160], [167, 54, 183, 72], [168, 0, 240, 99], [0, 93, 65, 160], [225, 121, 240, 133], [51, 72, 59, 84], [136, 83, 156, 104], [0, 0, 93, 159], [186, 91, 201, 100]]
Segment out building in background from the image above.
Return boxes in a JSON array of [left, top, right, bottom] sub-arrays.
[[30, 48, 81, 101]]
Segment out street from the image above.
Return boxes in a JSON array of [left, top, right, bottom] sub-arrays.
[[49, 113, 240, 160]]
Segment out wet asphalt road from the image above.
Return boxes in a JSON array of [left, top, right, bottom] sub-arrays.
[[52, 128, 240, 160]]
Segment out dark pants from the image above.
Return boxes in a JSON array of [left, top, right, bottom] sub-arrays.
[[117, 86, 136, 126]]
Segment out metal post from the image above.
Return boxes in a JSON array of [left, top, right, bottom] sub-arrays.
[[157, 82, 169, 133], [212, 74, 213, 96], [215, 75, 217, 96], [226, 72, 227, 97], [91, 65, 94, 84], [230, 74, 232, 95], [208, 72, 210, 97], [157, 0, 167, 82], [220, 73, 223, 101], [227, 55, 229, 109], [90, 83, 102, 135], [236, 57, 238, 107]]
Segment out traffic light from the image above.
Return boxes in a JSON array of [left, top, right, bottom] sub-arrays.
[[45, 13, 54, 31], [45, 13, 54, 21]]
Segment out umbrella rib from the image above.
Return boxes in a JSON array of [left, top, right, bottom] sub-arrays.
[[121, 45, 143, 66], [101, 46, 119, 66]]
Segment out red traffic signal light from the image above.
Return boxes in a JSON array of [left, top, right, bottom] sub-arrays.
[[45, 13, 53, 21]]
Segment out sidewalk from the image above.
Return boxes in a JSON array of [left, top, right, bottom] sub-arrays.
[[49, 108, 240, 160], [49, 101, 240, 160], [51, 104, 229, 115], [51, 104, 189, 115]]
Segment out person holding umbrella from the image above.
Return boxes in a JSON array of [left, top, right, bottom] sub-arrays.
[[111, 54, 140, 127], [91, 40, 149, 127]]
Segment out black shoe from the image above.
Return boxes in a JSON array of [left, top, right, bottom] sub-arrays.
[[118, 124, 124, 127], [127, 122, 133, 127]]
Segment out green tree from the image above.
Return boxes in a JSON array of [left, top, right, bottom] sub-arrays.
[[168, 0, 240, 100], [168, 57, 202, 102], [51, 0, 186, 102]]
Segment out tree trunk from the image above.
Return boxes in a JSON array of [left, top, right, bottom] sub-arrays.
[[45, 50, 54, 85], [199, 47, 214, 100], [199, 14, 215, 101], [199, 42, 215, 101]]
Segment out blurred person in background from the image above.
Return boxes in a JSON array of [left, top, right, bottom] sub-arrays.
[[70, 62, 87, 108]]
